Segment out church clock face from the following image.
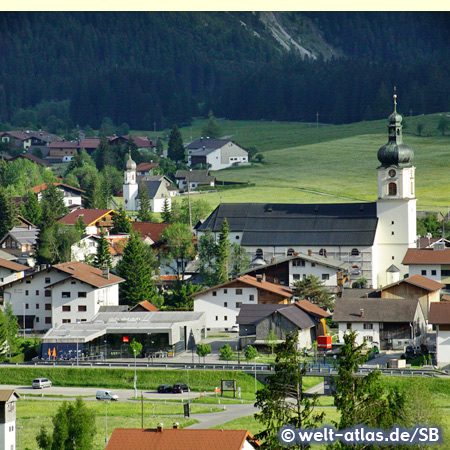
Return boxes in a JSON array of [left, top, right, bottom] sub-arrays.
[[388, 169, 396, 178]]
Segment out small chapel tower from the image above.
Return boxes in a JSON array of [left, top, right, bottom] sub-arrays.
[[123, 153, 138, 211], [0, 390, 20, 450], [376, 91, 417, 286]]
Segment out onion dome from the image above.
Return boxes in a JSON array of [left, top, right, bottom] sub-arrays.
[[377, 93, 414, 168], [125, 153, 136, 171]]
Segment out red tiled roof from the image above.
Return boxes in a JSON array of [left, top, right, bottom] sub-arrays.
[[0, 257, 29, 272], [133, 300, 159, 312], [295, 299, 331, 318], [132, 222, 170, 242], [105, 428, 260, 450], [30, 182, 85, 195], [190, 275, 293, 299], [429, 302, 450, 325], [136, 162, 159, 172], [53, 261, 124, 288], [58, 209, 115, 226], [403, 248, 450, 265], [379, 274, 445, 293], [49, 141, 80, 149], [79, 138, 101, 149]]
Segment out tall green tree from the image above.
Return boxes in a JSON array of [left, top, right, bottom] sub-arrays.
[[92, 135, 114, 171], [20, 191, 41, 226], [0, 309, 8, 360], [137, 182, 154, 222], [196, 343, 211, 363], [168, 124, 185, 162], [93, 229, 113, 269], [111, 206, 132, 234], [201, 110, 222, 139], [293, 274, 334, 311], [331, 331, 404, 449], [229, 242, 250, 278], [83, 175, 104, 209], [0, 188, 17, 239], [161, 198, 173, 223], [198, 229, 218, 286], [2, 302, 19, 359], [116, 232, 159, 307], [39, 183, 68, 228], [215, 218, 230, 284], [437, 116, 450, 136], [219, 343, 233, 363], [164, 281, 202, 310], [36, 398, 96, 450], [156, 138, 164, 156], [417, 214, 442, 238], [255, 332, 324, 449]]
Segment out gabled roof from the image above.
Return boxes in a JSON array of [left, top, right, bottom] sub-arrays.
[[295, 299, 331, 319], [0, 226, 39, 246], [49, 141, 80, 149], [58, 209, 115, 226], [377, 274, 444, 293], [136, 162, 159, 172], [2, 130, 60, 142], [0, 389, 20, 402], [403, 248, 450, 265], [30, 182, 85, 195], [52, 261, 124, 288], [105, 428, 260, 450], [138, 180, 167, 199], [333, 297, 420, 323], [197, 202, 378, 247], [189, 275, 293, 299], [237, 303, 290, 325], [277, 304, 318, 330], [429, 302, 450, 325], [0, 257, 28, 272], [175, 170, 216, 184], [131, 301, 159, 312], [9, 153, 51, 167], [79, 138, 102, 149], [186, 138, 231, 151], [132, 222, 170, 243]]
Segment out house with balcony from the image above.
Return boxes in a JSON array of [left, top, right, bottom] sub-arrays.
[[58, 209, 117, 234], [30, 182, 85, 208]]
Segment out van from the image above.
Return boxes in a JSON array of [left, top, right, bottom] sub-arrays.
[[96, 390, 119, 401]]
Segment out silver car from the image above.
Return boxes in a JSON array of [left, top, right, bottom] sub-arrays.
[[32, 378, 52, 389]]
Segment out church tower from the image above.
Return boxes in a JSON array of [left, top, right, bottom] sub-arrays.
[[376, 92, 416, 286], [123, 153, 138, 211]]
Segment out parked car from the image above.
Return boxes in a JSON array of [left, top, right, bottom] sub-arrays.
[[172, 383, 190, 393], [32, 378, 52, 389], [157, 384, 173, 393], [230, 325, 239, 333], [96, 390, 119, 401]]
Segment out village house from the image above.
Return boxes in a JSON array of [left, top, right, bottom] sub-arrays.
[[429, 302, 450, 369], [0, 389, 20, 450], [175, 169, 216, 190], [30, 182, 85, 208], [1, 130, 60, 151], [8, 152, 51, 168], [136, 161, 159, 177], [105, 427, 260, 450], [110, 134, 156, 150], [57, 209, 117, 234], [47, 141, 79, 162], [0, 225, 39, 266], [0, 258, 28, 287], [186, 138, 248, 171], [191, 275, 293, 331], [2, 261, 124, 331], [333, 297, 426, 350], [237, 300, 330, 350]]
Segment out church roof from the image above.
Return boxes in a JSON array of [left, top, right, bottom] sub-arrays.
[[197, 202, 378, 247]]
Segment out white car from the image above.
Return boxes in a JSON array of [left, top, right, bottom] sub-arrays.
[[32, 378, 52, 389]]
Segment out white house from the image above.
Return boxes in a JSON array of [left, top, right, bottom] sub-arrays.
[[333, 297, 426, 350], [2, 261, 124, 331], [196, 96, 417, 288], [429, 302, 450, 368], [0, 258, 28, 288], [175, 169, 216, 190], [191, 275, 293, 331], [186, 138, 248, 171], [30, 182, 85, 208], [0, 390, 20, 450]]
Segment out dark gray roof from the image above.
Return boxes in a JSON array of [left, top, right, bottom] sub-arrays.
[[175, 170, 215, 184], [340, 288, 379, 299], [277, 305, 317, 329], [333, 297, 419, 323], [186, 138, 230, 151], [237, 304, 289, 325], [197, 203, 378, 247], [138, 180, 164, 198], [98, 305, 129, 313]]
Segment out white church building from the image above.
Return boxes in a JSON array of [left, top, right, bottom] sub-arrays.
[[196, 95, 417, 289]]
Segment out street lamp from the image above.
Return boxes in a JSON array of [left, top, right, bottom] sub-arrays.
[[133, 348, 137, 398], [22, 303, 25, 339], [254, 357, 260, 395], [105, 399, 110, 444]]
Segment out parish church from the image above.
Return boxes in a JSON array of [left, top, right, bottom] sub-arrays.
[[196, 95, 417, 288]]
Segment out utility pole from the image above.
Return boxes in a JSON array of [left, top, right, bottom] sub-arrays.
[[316, 112, 319, 141]]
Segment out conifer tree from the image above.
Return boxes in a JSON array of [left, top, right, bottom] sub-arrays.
[[137, 182, 154, 222], [0, 308, 8, 359], [215, 218, 230, 284], [93, 229, 112, 269], [116, 232, 158, 306], [111, 206, 132, 234], [0, 188, 17, 239], [168, 124, 185, 162], [39, 183, 68, 228], [83, 175, 103, 209], [201, 110, 222, 139], [20, 191, 41, 226], [92, 135, 111, 171], [161, 197, 172, 223]]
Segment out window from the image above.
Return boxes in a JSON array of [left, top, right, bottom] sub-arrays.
[[391, 231, 395, 235], [212, 291, 217, 297], [45, 317, 51, 324], [319, 248, 327, 256], [421, 270, 427, 276], [78, 292, 87, 298], [322, 274, 330, 281], [62, 292, 71, 298], [249, 294, 254, 301], [45, 290, 51, 297], [45, 303, 51, 310], [441, 270, 450, 276], [25, 290, 29, 296], [351, 248, 360, 256], [391, 221, 395, 225], [363, 323, 373, 329], [224, 289, 228, 294], [236, 289, 243, 295], [346, 323, 352, 330], [392, 256, 395, 260], [293, 274, 300, 280], [236, 302, 242, 308], [255, 248, 263, 258], [62, 319, 71, 323], [311, 262, 315, 267], [36, 303, 39, 309], [432, 270, 437, 276], [71, 281, 76, 284], [215, 316, 218, 321], [293, 259, 305, 267], [78, 305, 87, 312], [62, 305, 71, 312], [224, 316, 228, 321], [224, 302, 228, 307], [45, 277, 51, 284], [25, 303, 29, 309], [365, 336, 373, 342], [26, 280, 31, 284], [388, 182, 397, 196]]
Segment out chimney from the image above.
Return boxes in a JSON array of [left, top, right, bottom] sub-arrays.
[[157, 423, 164, 432], [271, 257, 275, 263], [324, 251, 327, 258], [102, 266, 110, 279], [262, 273, 266, 282], [173, 422, 179, 429], [360, 308, 364, 318], [308, 250, 312, 256], [256, 274, 263, 283]]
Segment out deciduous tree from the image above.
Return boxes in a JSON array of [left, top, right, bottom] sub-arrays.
[[219, 343, 233, 364], [196, 343, 211, 363], [201, 110, 222, 139], [244, 345, 258, 363]]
